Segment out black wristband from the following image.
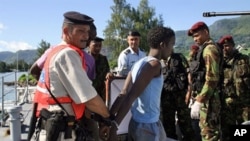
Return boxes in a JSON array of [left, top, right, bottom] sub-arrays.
[[109, 114, 115, 120], [101, 117, 112, 126]]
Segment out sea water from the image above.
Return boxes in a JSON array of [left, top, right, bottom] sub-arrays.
[[0, 72, 28, 102]]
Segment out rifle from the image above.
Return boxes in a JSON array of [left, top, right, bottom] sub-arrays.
[[203, 11, 250, 17]]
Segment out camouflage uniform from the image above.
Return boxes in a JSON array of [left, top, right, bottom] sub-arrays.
[[161, 53, 195, 141], [221, 50, 250, 141], [189, 39, 222, 141], [92, 54, 110, 101]]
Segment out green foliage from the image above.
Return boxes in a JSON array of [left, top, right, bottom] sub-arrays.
[[239, 48, 250, 55], [109, 59, 118, 70], [33, 39, 50, 62], [0, 61, 8, 72], [18, 74, 28, 84], [103, 0, 163, 69], [103, 0, 132, 63], [132, 0, 164, 52], [18, 73, 37, 86]]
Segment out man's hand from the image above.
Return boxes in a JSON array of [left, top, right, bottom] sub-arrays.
[[191, 101, 201, 119], [99, 121, 118, 141], [107, 123, 118, 141], [99, 124, 110, 140], [105, 72, 114, 80], [185, 91, 191, 105]]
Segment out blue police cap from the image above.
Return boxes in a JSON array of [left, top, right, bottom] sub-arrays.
[[63, 11, 94, 25], [92, 36, 104, 42], [127, 30, 141, 36]]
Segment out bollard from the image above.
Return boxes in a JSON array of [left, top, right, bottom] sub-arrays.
[[6, 106, 22, 141]]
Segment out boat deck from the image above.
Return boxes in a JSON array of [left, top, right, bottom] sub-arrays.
[[0, 102, 33, 141], [0, 87, 34, 141]]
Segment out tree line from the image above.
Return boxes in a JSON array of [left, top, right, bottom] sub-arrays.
[[0, 60, 30, 72]]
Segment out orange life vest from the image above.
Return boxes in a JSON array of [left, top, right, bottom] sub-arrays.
[[33, 44, 86, 120]]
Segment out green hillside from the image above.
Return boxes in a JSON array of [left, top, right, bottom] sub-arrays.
[[175, 15, 250, 51]]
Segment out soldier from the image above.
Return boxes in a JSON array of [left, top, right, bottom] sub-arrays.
[[88, 36, 113, 101], [188, 21, 222, 141], [218, 35, 250, 141], [117, 30, 146, 76], [186, 44, 202, 141], [161, 50, 195, 141], [84, 36, 113, 141]]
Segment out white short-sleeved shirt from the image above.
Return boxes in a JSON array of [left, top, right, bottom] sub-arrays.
[[117, 47, 146, 76], [47, 46, 97, 114]]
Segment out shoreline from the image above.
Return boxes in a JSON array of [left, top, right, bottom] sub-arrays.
[[3, 81, 37, 87]]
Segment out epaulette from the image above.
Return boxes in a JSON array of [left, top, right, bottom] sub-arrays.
[[124, 49, 131, 55], [140, 48, 145, 52]]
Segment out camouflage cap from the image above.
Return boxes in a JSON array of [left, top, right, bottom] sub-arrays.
[[188, 21, 209, 36]]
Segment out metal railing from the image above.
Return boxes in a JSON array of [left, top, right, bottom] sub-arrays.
[[0, 72, 18, 126]]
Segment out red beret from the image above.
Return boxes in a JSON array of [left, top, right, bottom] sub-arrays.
[[191, 45, 199, 51], [218, 35, 235, 46], [188, 21, 209, 36]]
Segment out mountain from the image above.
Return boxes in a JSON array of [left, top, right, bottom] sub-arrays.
[[0, 51, 14, 61], [0, 15, 250, 64], [0, 50, 37, 64], [175, 15, 250, 50]]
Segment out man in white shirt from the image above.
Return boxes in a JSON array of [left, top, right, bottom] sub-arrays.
[[117, 31, 146, 76], [31, 11, 110, 141]]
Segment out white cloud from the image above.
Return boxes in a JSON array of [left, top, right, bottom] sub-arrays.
[[0, 40, 34, 52]]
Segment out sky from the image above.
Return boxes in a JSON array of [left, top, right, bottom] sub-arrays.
[[0, 0, 250, 52]]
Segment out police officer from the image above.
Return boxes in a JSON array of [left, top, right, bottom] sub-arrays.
[[31, 11, 110, 141], [29, 22, 97, 81], [188, 21, 222, 141], [117, 30, 146, 76], [218, 35, 250, 141], [83, 36, 113, 141]]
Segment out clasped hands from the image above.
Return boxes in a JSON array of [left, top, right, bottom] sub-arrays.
[[91, 113, 118, 141], [98, 119, 118, 141], [99, 121, 118, 141]]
